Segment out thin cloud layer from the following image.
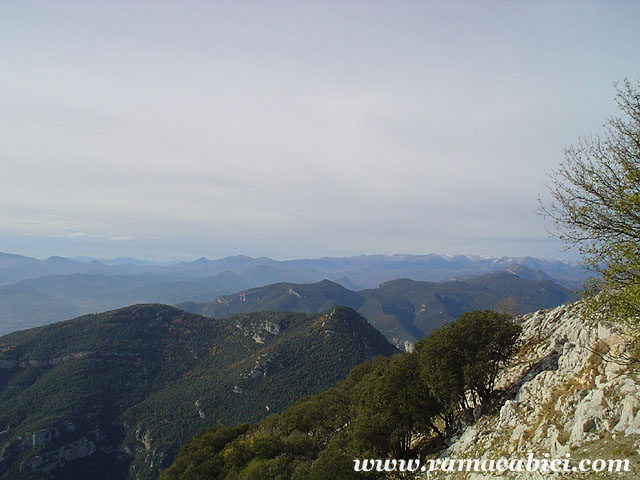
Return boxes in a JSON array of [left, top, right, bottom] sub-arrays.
[[2, 1, 640, 260]]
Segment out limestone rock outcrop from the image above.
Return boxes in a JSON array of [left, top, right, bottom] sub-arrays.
[[435, 303, 640, 479]]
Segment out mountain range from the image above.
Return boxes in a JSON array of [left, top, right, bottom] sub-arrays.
[[0, 304, 396, 479], [180, 270, 575, 347], [0, 252, 585, 336], [0, 252, 586, 288], [0, 252, 581, 479]]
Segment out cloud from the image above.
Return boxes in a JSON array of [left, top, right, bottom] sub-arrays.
[[1, 1, 638, 260], [109, 235, 135, 241]]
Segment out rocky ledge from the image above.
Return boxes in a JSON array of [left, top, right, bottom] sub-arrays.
[[434, 303, 640, 479]]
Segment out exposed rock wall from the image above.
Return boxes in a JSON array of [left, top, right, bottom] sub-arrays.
[[0, 421, 133, 477], [0, 351, 142, 369], [435, 303, 640, 479]]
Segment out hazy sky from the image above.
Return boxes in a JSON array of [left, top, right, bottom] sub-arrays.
[[2, 1, 639, 261]]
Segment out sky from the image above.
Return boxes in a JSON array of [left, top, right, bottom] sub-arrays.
[[2, 1, 640, 261]]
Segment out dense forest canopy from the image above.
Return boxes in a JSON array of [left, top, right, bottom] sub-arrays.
[[160, 310, 521, 480]]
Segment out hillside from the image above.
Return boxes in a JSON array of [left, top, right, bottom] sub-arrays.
[[0, 272, 250, 336], [0, 305, 397, 479], [0, 286, 81, 333], [181, 272, 575, 347], [160, 302, 640, 480], [179, 279, 365, 318], [432, 304, 640, 479]]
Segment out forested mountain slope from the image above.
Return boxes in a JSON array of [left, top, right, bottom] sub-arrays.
[[0, 305, 396, 479], [161, 303, 640, 480], [182, 272, 574, 347]]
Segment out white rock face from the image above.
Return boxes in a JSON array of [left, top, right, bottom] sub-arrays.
[[234, 318, 281, 343], [433, 303, 640, 479], [288, 287, 302, 298], [19, 437, 96, 474], [194, 399, 206, 419]]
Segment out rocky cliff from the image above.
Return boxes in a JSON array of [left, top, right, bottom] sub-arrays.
[[435, 303, 640, 479]]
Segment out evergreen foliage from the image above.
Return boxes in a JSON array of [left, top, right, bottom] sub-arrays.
[[0, 305, 396, 480], [161, 310, 521, 479]]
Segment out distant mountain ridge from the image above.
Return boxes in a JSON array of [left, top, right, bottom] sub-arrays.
[[181, 268, 576, 347], [0, 304, 396, 479], [0, 252, 586, 287], [0, 252, 585, 336]]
